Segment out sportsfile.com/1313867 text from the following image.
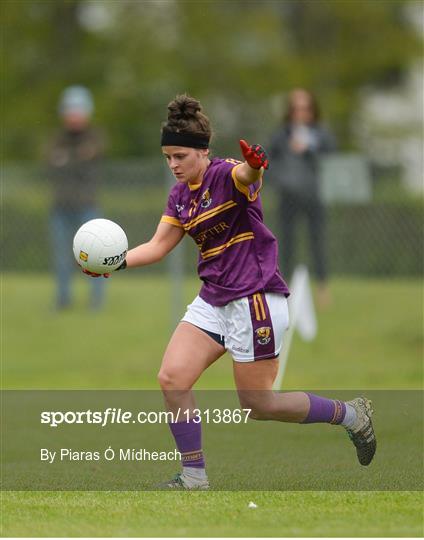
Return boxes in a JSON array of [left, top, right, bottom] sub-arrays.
[[40, 407, 252, 427]]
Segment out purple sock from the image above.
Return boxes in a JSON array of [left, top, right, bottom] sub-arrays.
[[302, 393, 346, 424], [169, 417, 205, 468]]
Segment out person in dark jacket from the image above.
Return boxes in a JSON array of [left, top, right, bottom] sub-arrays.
[[269, 88, 336, 306], [48, 86, 106, 310]]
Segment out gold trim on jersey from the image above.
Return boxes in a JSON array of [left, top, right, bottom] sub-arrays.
[[231, 164, 263, 202], [160, 215, 184, 228], [201, 232, 254, 259], [253, 293, 266, 321], [183, 200, 237, 231], [188, 181, 202, 191]]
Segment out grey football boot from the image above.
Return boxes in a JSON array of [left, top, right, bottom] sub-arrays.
[[158, 472, 209, 490], [345, 397, 376, 466]]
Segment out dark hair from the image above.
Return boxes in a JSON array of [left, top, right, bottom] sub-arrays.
[[284, 88, 321, 124], [161, 94, 212, 140]]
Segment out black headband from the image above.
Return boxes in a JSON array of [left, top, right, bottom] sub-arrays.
[[161, 130, 209, 149]]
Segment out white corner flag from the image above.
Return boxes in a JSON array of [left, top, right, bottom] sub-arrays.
[[272, 264, 317, 390]]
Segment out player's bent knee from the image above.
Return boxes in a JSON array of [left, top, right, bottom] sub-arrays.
[[238, 393, 276, 420], [157, 369, 173, 389], [247, 408, 266, 421], [246, 405, 275, 421], [157, 368, 192, 390]]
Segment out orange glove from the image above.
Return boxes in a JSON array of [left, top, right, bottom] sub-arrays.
[[79, 258, 127, 277], [78, 263, 111, 278], [239, 139, 269, 170]]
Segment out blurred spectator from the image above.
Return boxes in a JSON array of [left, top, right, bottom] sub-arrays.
[[47, 85, 106, 310], [269, 88, 336, 307]]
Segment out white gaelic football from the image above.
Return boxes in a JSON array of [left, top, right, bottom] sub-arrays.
[[73, 219, 128, 274]]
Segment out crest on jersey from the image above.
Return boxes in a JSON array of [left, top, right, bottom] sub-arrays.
[[176, 204, 184, 214], [256, 326, 271, 345], [200, 189, 212, 208]]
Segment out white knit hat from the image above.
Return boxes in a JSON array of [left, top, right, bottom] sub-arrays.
[[59, 85, 94, 117]]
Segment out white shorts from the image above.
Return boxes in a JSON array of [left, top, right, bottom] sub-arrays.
[[181, 293, 289, 362]]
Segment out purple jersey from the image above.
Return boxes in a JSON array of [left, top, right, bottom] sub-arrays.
[[161, 157, 290, 306]]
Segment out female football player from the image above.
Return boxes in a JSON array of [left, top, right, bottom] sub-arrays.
[[84, 95, 376, 489]]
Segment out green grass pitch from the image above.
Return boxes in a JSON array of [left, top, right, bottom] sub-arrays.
[[1, 273, 423, 537]]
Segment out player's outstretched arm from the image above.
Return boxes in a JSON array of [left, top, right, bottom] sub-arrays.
[[235, 139, 269, 186], [125, 222, 185, 269]]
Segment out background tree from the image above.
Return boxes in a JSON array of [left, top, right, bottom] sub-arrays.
[[2, 0, 421, 160]]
